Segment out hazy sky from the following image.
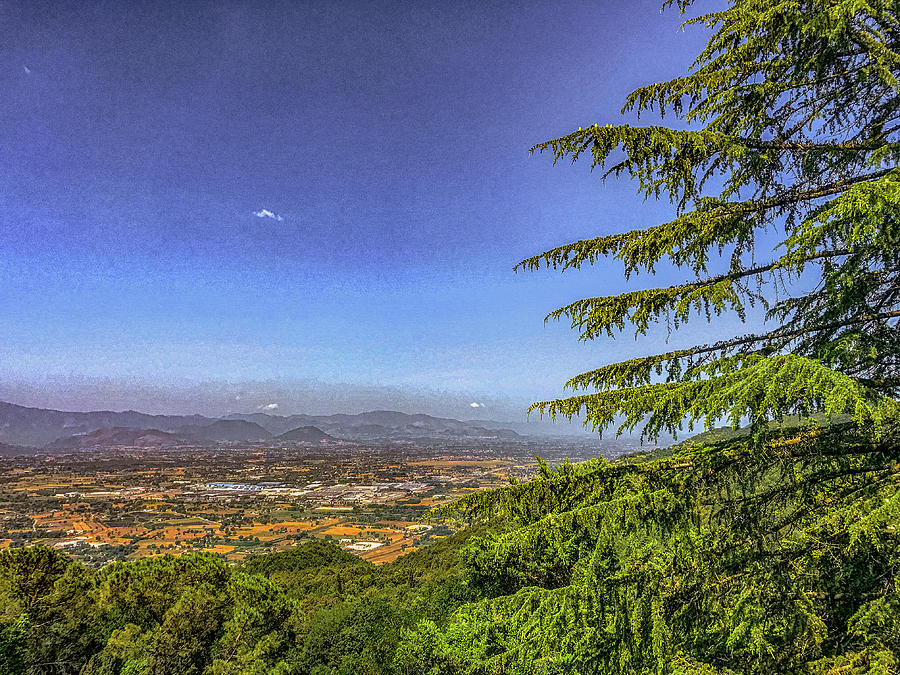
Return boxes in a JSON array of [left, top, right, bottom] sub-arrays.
[[1, 0, 736, 421]]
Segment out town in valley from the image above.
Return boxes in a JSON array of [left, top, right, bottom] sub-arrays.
[[0, 403, 635, 567]]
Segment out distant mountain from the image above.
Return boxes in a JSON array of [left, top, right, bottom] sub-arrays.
[[0, 400, 526, 449], [224, 412, 302, 436], [274, 426, 337, 443], [175, 420, 272, 442], [0, 401, 207, 447], [46, 427, 187, 450], [225, 410, 522, 442]]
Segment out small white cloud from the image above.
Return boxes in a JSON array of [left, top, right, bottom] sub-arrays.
[[253, 208, 283, 221], [469, 402, 484, 408], [258, 402, 279, 410], [23, 66, 31, 74]]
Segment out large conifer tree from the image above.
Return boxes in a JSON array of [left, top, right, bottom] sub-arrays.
[[398, 2, 900, 673], [519, 0, 900, 439]]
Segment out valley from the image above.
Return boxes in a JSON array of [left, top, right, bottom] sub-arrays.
[[0, 439, 613, 567]]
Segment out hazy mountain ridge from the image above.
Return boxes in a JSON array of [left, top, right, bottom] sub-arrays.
[[45, 427, 188, 450], [225, 410, 522, 442], [0, 401, 524, 448], [175, 419, 272, 442], [0, 401, 208, 447]]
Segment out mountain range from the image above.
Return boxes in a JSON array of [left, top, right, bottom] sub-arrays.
[[224, 410, 521, 442], [0, 401, 522, 449]]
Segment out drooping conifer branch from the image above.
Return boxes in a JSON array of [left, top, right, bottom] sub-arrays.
[[544, 249, 857, 341], [531, 355, 898, 440], [515, 168, 895, 278], [563, 310, 900, 395]]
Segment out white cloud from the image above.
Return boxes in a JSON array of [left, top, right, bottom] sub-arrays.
[[23, 66, 31, 75], [253, 208, 283, 221], [258, 402, 279, 410], [469, 402, 484, 408]]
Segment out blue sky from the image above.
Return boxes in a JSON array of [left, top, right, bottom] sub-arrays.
[[0, 0, 737, 421]]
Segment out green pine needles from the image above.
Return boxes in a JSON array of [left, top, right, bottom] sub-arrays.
[[516, 0, 900, 440]]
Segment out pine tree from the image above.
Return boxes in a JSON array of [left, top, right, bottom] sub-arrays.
[[396, 2, 900, 673], [518, 0, 900, 440]]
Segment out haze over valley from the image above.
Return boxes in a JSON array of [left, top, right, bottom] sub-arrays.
[[0, 399, 550, 449]]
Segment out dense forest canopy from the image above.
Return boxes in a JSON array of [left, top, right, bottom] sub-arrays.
[[2, 1, 900, 673]]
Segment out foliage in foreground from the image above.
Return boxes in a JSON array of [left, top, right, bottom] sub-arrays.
[[0, 531, 481, 675], [404, 425, 900, 674]]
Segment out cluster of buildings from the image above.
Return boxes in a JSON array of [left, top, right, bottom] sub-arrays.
[[192, 480, 433, 506]]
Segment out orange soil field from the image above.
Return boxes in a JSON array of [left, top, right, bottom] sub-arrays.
[[321, 526, 363, 536], [239, 522, 314, 536], [202, 545, 236, 555], [361, 540, 415, 564]]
